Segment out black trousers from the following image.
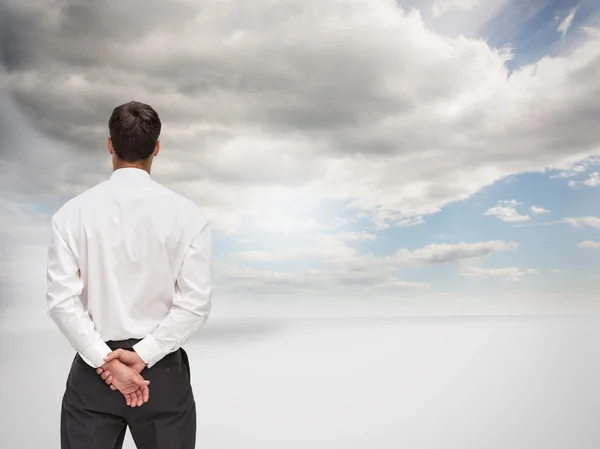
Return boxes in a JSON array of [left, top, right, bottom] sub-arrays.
[[60, 339, 196, 449]]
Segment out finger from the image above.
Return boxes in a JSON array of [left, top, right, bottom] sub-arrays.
[[110, 385, 117, 391], [101, 371, 110, 380], [134, 389, 143, 407], [96, 368, 103, 375], [124, 393, 131, 407], [105, 375, 113, 385], [128, 389, 139, 408], [129, 390, 138, 407], [103, 349, 122, 362], [142, 385, 150, 403]]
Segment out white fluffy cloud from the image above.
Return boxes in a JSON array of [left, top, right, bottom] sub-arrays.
[[457, 264, 538, 281], [583, 172, 600, 187], [531, 206, 549, 214], [556, 157, 600, 187], [557, 7, 579, 36], [395, 240, 517, 265], [484, 200, 530, 222], [578, 240, 600, 249], [564, 217, 600, 230], [551, 164, 587, 178]]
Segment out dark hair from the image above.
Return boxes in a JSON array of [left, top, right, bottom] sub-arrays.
[[108, 101, 161, 162]]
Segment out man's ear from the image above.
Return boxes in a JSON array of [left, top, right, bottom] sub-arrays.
[[154, 140, 160, 157], [107, 137, 114, 155]]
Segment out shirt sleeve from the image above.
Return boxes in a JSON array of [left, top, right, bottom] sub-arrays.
[[133, 221, 212, 369], [46, 216, 112, 368]]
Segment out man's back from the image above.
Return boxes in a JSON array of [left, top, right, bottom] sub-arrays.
[[48, 167, 211, 368]]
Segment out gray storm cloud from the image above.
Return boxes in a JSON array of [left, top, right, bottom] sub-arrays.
[[0, 0, 599, 297]]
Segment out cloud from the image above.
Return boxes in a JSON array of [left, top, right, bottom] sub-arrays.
[[223, 238, 516, 293], [253, 215, 324, 233], [216, 265, 428, 293], [577, 240, 600, 249], [548, 156, 600, 179], [235, 231, 516, 266], [583, 172, 600, 187], [372, 280, 429, 290], [396, 240, 517, 265], [352, 209, 425, 231], [1, 1, 600, 300], [432, 0, 481, 17], [559, 159, 600, 188], [557, 7, 579, 36], [457, 264, 539, 281], [0, 1, 600, 236], [563, 216, 600, 230], [512, 220, 562, 228], [232, 231, 377, 265], [484, 200, 530, 222], [531, 206, 549, 214], [550, 165, 587, 178]]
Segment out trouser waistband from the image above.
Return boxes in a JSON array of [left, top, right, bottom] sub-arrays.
[[105, 338, 143, 350]]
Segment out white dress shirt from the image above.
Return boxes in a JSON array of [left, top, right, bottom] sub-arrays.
[[46, 167, 212, 369]]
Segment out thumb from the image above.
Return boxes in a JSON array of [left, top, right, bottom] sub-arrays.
[[104, 348, 122, 362]]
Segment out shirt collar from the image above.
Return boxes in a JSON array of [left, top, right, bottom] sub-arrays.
[[110, 167, 151, 182]]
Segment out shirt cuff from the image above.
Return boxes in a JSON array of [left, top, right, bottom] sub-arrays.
[[132, 335, 164, 369], [80, 339, 112, 368]]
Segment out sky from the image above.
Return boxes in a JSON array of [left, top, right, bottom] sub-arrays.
[[1, 0, 600, 325]]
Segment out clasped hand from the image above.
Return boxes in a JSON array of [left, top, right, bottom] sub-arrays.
[[96, 349, 150, 408]]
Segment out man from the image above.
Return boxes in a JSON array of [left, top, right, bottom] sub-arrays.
[[46, 101, 212, 449]]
